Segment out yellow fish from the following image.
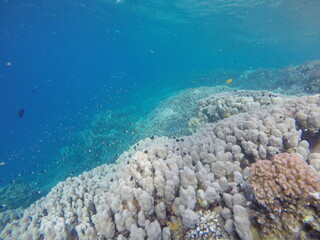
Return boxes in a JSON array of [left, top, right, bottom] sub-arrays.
[[225, 78, 233, 84]]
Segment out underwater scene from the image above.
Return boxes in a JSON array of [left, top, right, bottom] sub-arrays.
[[1, 0, 320, 239]]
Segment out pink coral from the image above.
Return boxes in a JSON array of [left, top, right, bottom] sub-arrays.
[[250, 153, 320, 208]]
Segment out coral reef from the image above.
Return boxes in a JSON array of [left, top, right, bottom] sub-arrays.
[[1, 94, 320, 240], [3, 59, 320, 215], [0, 179, 40, 211], [31, 86, 234, 200], [238, 60, 320, 95], [137, 85, 233, 138]]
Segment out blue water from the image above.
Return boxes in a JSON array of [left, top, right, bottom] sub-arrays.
[[1, 0, 320, 208]]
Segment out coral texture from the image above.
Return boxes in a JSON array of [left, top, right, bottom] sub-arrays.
[[250, 153, 320, 209], [197, 90, 288, 124]]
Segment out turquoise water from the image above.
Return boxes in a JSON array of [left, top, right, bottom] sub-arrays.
[[0, 0, 320, 236]]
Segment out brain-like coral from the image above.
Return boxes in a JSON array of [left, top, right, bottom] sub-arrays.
[[250, 153, 320, 210]]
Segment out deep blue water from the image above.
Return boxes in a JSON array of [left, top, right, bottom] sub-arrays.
[[1, 0, 320, 203]]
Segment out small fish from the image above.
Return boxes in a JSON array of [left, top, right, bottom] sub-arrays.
[[17, 109, 25, 118], [225, 78, 233, 84], [0, 204, 7, 209], [0, 162, 5, 166]]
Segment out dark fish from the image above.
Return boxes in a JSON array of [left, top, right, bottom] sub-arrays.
[[17, 109, 25, 118]]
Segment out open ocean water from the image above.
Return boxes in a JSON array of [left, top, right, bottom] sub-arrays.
[[1, 0, 320, 239]]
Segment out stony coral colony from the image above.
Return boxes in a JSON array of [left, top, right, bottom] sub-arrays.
[[1, 92, 320, 240]]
